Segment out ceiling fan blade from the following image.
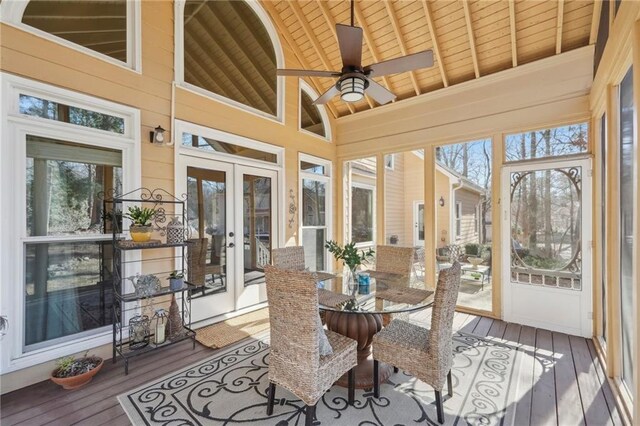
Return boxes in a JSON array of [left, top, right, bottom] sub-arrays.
[[364, 50, 434, 77], [365, 78, 396, 105], [336, 24, 363, 68], [313, 85, 340, 105], [277, 69, 341, 78]]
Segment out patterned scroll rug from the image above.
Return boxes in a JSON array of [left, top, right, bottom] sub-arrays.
[[119, 331, 523, 425]]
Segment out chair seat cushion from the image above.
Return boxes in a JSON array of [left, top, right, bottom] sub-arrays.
[[373, 319, 430, 353]]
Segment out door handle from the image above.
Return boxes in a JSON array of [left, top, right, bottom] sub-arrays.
[[228, 243, 235, 248], [228, 232, 234, 237]]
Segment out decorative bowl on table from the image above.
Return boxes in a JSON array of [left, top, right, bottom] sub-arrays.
[[467, 257, 484, 269]]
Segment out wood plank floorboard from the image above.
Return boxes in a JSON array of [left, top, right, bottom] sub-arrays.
[[0, 312, 624, 425]]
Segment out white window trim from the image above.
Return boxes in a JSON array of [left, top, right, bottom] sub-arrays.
[[350, 181, 376, 248], [385, 154, 395, 170], [298, 80, 332, 142], [299, 153, 332, 271], [174, 0, 285, 124], [0, 0, 142, 73], [455, 201, 463, 239], [0, 73, 141, 374]]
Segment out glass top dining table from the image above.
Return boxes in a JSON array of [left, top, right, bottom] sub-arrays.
[[315, 271, 434, 314]]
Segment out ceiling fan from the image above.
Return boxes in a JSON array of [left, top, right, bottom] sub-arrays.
[[277, 0, 434, 105]]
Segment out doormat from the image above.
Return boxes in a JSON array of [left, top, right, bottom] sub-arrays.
[[195, 308, 269, 349]]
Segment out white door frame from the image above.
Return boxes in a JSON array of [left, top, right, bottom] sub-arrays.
[[501, 157, 593, 337], [413, 200, 425, 246]]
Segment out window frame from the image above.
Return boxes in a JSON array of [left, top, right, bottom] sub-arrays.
[[174, 0, 285, 123], [299, 80, 332, 142], [0, 73, 141, 373], [299, 153, 332, 272], [455, 201, 463, 239], [0, 0, 141, 72]]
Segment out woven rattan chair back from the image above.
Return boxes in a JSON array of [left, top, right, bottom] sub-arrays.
[[272, 246, 306, 271], [187, 238, 208, 287], [427, 262, 462, 364], [265, 265, 320, 373], [375, 245, 415, 277]]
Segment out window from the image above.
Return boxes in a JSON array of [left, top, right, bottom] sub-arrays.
[[182, 132, 278, 164], [20, 95, 125, 134], [0, 0, 140, 69], [24, 135, 121, 350], [385, 154, 395, 170], [619, 67, 634, 392], [345, 157, 376, 246], [455, 202, 462, 238], [180, 0, 282, 120], [505, 123, 589, 162], [299, 81, 330, 140], [300, 155, 331, 271], [474, 205, 480, 235]]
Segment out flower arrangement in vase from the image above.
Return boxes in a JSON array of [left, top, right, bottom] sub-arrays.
[[325, 240, 374, 287]]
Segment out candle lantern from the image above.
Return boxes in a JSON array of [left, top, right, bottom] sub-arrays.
[[129, 315, 150, 349], [152, 309, 168, 345]]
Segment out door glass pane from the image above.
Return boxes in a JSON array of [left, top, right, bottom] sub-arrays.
[[345, 157, 376, 247], [26, 136, 122, 236], [619, 68, 634, 390], [303, 228, 326, 271], [417, 204, 425, 241], [243, 175, 271, 287], [351, 186, 374, 244], [510, 167, 582, 290], [25, 241, 113, 349], [302, 179, 325, 226], [505, 123, 588, 161], [187, 167, 227, 293]]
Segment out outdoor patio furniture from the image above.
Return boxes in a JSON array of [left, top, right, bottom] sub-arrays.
[[271, 246, 305, 270], [264, 265, 357, 426], [369, 245, 415, 280], [372, 262, 462, 424]]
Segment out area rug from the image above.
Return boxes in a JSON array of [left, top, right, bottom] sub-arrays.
[[119, 331, 523, 425], [195, 308, 270, 349]]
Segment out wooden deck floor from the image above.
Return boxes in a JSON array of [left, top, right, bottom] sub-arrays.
[[1, 311, 625, 425]]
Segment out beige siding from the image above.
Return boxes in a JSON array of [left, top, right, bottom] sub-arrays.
[[435, 170, 452, 247], [384, 153, 406, 245], [454, 188, 481, 246]]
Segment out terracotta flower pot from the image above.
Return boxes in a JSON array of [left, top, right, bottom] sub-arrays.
[[50, 358, 103, 390], [130, 225, 153, 242]]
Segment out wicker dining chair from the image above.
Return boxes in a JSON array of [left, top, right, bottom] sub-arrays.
[[372, 262, 462, 424], [372, 245, 415, 278], [272, 246, 305, 270], [264, 265, 357, 426]]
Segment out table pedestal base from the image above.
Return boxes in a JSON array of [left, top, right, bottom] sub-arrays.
[[325, 311, 392, 389]]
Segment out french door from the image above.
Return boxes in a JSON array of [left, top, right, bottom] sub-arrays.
[[413, 201, 425, 246], [177, 157, 277, 323], [501, 158, 592, 337]]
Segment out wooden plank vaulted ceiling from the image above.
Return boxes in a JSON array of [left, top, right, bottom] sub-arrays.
[[261, 0, 597, 118]]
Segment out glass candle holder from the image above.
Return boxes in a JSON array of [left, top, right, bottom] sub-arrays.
[[129, 315, 150, 350]]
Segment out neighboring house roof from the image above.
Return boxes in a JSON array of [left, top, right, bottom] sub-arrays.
[[411, 150, 487, 196]]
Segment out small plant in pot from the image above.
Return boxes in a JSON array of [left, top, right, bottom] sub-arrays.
[[168, 270, 185, 290], [125, 206, 156, 242], [50, 353, 103, 390]]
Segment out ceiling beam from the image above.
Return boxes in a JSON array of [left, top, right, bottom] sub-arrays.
[[556, 0, 565, 54], [184, 49, 237, 104], [228, 1, 276, 67], [589, 0, 603, 44], [420, 0, 449, 87], [288, 1, 355, 114], [261, 1, 339, 119], [384, 1, 421, 95], [352, 0, 396, 101], [461, 0, 480, 78], [508, 0, 518, 67], [184, 0, 207, 25], [317, 1, 374, 109]]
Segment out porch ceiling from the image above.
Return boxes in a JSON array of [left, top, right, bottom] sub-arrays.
[[261, 0, 597, 119]]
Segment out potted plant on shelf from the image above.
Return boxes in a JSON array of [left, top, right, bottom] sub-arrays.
[[125, 206, 156, 242], [168, 270, 185, 290], [50, 353, 103, 390], [325, 240, 374, 288]]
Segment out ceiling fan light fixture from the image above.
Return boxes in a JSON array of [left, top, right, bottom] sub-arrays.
[[339, 75, 366, 102]]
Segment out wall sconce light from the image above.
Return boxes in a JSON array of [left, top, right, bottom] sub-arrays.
[[439, 196, 445, 207], [150, 125, 170, 146]]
